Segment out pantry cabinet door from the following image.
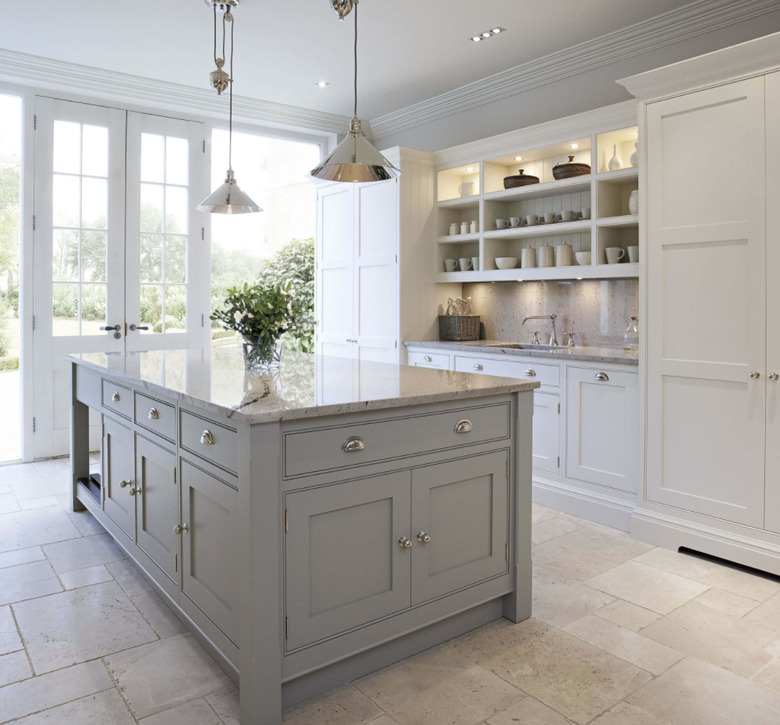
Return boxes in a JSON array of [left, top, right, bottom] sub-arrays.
[[645, 78, 766, 526], [102, 415, 135, 540], [284, 472, 411, 651], [532, 392, 560, 475], [410, 451, 508, 605]]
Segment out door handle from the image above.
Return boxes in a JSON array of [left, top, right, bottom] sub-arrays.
[[129, 324, 149, 332], [100, 324, 121, 332]]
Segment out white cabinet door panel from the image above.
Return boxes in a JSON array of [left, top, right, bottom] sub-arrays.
[[532, 392, 560, 475]]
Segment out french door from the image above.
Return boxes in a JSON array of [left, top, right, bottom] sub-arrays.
[[33, 98, 207, 458]]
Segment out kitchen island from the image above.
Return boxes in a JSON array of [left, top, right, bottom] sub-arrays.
[[68, 346, 538, 725]]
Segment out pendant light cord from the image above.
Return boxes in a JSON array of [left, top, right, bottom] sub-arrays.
[[353, 3, 358, 118], [228, 8, 234, 171]]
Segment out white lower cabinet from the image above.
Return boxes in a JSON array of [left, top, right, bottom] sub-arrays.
[[532, 392, 561, 475]]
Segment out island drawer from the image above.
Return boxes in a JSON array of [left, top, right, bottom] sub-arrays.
[[180, 411, 238, 474], [407, 350, 449, 369], [102, 379, 133, 419], [454, 355, 560, 387], [135, 392, 176, 442], [283, 402, 510, 478]]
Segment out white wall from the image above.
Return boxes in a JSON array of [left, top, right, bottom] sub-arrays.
[[373, 12, 780, 151]]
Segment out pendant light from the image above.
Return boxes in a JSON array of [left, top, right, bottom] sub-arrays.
[[197, 0, 261, 214], [311, 0, 399, 183]]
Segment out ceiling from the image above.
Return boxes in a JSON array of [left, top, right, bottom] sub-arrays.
[[0, 0, 702, 120]]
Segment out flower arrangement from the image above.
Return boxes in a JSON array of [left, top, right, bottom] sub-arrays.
[[211, 280, 302, 368]]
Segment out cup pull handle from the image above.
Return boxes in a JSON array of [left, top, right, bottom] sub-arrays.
[[111, 391, 121, 402], [525, 369, 536, 377], [454, 419, 473, 434], [200, 430, 215, 445], [473, 363, 483, 371], [342, 436, 366, 453], [148, 407, 159, 420], [423, 355, 432, 362], [595, 372, 609, 381]]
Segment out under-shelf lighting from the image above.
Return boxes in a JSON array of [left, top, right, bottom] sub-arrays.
[[317, 80, 330, 87], [466, 167, 475, 172], [514, 156, 523, 161], [570, 143, 580, 150]]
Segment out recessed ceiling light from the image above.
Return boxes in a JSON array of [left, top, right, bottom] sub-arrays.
[[514, 156, 523, 161], [492, 28, 503, 34], [317, 81, 330, 88], [576, 277, 583, 280], [570, 143, 580, 149], [470, 27, 507, 42], [482, 32, 492, 38], [466, 167, 475, 173], [472, 35, 482, 42]]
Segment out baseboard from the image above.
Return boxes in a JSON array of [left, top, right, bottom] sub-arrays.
[[532, 478, 633, 531]]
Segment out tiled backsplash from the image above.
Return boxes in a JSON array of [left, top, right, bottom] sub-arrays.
[[462, 279, 639, 347]]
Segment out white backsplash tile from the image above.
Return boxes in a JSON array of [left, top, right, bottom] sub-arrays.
[[462, 279, 638, 347]]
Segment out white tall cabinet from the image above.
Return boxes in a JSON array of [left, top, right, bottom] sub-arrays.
[[622, 33, 780, 572]]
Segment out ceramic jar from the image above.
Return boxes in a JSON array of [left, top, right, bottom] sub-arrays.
[[521, 246, 537, 268], [538, 243, 554, 268]]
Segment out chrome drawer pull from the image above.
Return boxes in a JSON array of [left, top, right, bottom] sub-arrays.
[[525, 369, 536, 377], [423, 355, 432, 362], [595, 372, 609, 381], [174, 523, 190, 535], [119, 479, 131, 488], [750, 371, 761, 380], [200, 430, 215, 446], [128, 486, 138, 496], [473, 363, 483, 371], [342, 436, 366, 453], [417, 531, 431, 544], [148, 407, 159, 420], [398, 536, 413, 550], [454, 419, 473, 434], [111, 391, 121, 402]]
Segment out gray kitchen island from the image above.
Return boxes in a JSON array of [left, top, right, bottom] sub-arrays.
[[68, 346, 537, 724]]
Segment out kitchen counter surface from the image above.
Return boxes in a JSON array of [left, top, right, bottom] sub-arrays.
[[68, 344, 539, 424], [405, 340, 639, 365]]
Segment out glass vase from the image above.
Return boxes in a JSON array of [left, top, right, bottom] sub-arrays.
[[242, 336, 284, 370]]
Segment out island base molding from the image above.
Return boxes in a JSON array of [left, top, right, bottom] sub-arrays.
[[533, 477, 633, 532], [632, 505, 780, 577]]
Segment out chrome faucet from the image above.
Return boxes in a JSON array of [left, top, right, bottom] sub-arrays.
[[522, 314, 558, 346]]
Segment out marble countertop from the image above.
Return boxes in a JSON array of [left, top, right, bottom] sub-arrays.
[[405, 340, 639, 365], [68, 345, 539, 425]]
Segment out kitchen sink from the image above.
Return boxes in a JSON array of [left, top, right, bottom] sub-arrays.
[[485, 343, 569, 351]]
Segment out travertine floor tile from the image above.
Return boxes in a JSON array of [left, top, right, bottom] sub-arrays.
[[532, 567, 614, 628], [477, 624, 652, 724], [106, 558, 153, 597], [0, 660, 113, 722], [532, 504, 561, 524], [139, 697, 223, 724], [43, 533, 125, 574], [693, 564, 780, 603], [627, 657, 780, 724], [532, 516, 580, 545], [0, 604, 22, 655], [10, 471, 70, 501], [533, 528, 653, 581], [0, 507, 80, 552], [0, 463, 45, 486], [585, 560, 709, 614], [590, 701, 666, 724], [0, 649, 32, 687], [0, 560, 62, 606], [131, 591, 186, 639], [0, 493, 20, 514], [752, 658, 780, 694], [592, 599, 661, 632], [282, 684, 382, 725], [205, 684, 240, 725], [0, 546, 44, 571], [10, 688, 136, 724], [563, 615, 684, 675], [13, 581, 157, 674], [641, 600, 778, 677], [59, 564, 113, 590], [486, 696, 571, 724], [448, 617, 549, 666], [18, 497, 60, 511], [695, 587, 761, 617], [632, 547, 722, 579], [744, 591, 780, 633], [63, 508, 106, 537], [105, 633, 230, 719], [355, 646, 524, 725]]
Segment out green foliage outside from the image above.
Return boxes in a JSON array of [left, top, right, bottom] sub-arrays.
[[0, 357, 18, 372], [0, 153, 20, 366], [0, 296, 9, 357]]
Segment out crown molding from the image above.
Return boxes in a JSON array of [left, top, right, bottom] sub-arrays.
[[0, 48, 350, 137], [369, 0, 780, 141], [618, 30, 780, 99]]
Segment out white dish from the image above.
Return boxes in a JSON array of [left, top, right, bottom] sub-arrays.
[[495, 257, 518, 270]]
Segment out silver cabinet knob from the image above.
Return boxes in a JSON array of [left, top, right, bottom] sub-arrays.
[[525, 369, 537, 377], [770, 373, 779, 381], [111, 391, 120, 402], [595, 372, 610, 381], [454, 419, 473, 434], [148, 407, 159, 420], [200, 430, 215, 446], [128, 486, 138, 496], [473, 363, 483, 371], [173, 523, 190, 535], [398, 536, 413, 550], [423, 355, 432, 362], [119, 479, 131, 488], [342, 436, 366, 453], [750, 371, 761, 379], [417, 531, 431, 544]]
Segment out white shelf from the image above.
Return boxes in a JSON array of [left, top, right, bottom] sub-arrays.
[[483, 219, 591, 240], [482, 175, 592, 202], [437, 196, 480, 209], [435, 262, 639, 284], [437, 234, 480, 244], [596, 167, 639, 182], [596, 214, 639, 228]]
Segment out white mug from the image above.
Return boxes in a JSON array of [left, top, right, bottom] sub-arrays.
[[560, 209, 575, 222], [628, 245, 639, 263], [459, 257, 473, 271], [471, 256, 479, 271], [581, 207, 591, 219], [575, 251, 591, 266], [459, 181, 474, 197], [496, 218, 509, 229], [509, 217, 520, 227], [605, 247, 625, 264], [526, 214, 539, 226], [444, 258, 458, 272], [544, 211, 557, 224]]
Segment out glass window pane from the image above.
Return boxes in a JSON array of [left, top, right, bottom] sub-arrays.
[[53, 121, 80, 174], [52, 174, 80, 228], [52, 283, 80, 336], [140, 234, 163, 283], [81, 231, 107, 282], [81, 177, 108, 230], [52, 229, 79, 282], [165, 235, 187, 283], [80, 285, 107, 334], [140, 351, 164, 385], [165, 186, 188, 235], [140, 183, 164, 233], [165, 137, 188, 186], [164, 286, 187, 333], [141, 133, 164, 183], [82, 125, 108, 177], [140, 284, 163, 333]]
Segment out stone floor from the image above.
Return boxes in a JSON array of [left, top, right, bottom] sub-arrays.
[[3, 461, 780, 724]]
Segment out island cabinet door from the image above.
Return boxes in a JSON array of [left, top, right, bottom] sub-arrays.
[[135, 435, 178, 584], [180, 460, 239, 644], [284, 472, 412, 651], [410, 451, 509, 606], [103, 416, 136, 540]]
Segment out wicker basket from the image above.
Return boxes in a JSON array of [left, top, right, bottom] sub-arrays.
[[438, 315, 480, 341]]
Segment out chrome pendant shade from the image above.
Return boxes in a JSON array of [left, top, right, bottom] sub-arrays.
[[198, 0, 262, 214], [311, 1, 399, 183]]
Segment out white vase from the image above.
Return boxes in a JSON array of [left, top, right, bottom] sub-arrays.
[[629, 142, 639, 167], [608, 144, 623, 171], [628, 189, 639, 215]]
